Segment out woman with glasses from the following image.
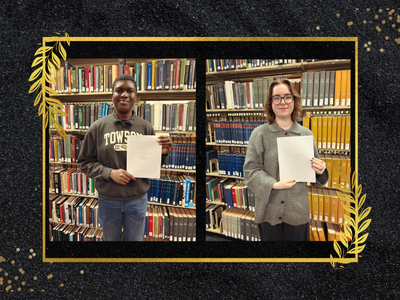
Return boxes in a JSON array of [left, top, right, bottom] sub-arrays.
[[243, 79, 329, 241]]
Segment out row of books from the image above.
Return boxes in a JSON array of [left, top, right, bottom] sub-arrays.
[[145, 206, 196, 242], [50, 222, 103, 242], [206, 59, 301, 72], [206, 149, 246, 177], [304, 115, 351, 151], [206, 177, 255, 211], [220, 207, 261, 241], [310, 220, 349, 242], [135, 101, 196, 132], [49, 102, 113, 130], [162, 143, 196, 171], [50, 135, 84, 163], [319, 154, 351, 189], [301, 70, 351, 107], [50, 167, 97, 196], [49, 194, 100, 228], [148, 175, 196, 208], [52, 59, 196, 94], [308, 187, 349, 225], [212, 121, 265, 145]]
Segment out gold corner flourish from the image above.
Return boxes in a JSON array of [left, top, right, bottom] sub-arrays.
[[29, 32, 70, 140], [329, 162, 371, 269]]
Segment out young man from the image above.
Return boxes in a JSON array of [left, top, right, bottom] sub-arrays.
[[78, 74, 172, 241]]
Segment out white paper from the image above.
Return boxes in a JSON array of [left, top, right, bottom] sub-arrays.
[[127, 135, 161, 178], [277, 135, 316, 183]]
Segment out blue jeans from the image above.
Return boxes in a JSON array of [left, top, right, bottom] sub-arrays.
[[98, 194, 148, 241]]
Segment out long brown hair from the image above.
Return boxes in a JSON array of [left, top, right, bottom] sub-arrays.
[[263, 79, 302, 124]]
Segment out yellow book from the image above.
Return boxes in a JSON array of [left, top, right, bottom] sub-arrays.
[[331, 155, 341, 188], [323, 189, 330, 222], [312, 187, 319, 221], [153, 207, 159, 238], [325, 154, 333, 188], [322, 116, 328, 149], [311, 220, 319, 241], [327, 116, 333, 149], [311, 117, 318, 141], [340, 70, 347, 106], [346, 155, 351, 189], [318, 188, 324, 222], [112, 65, 118, 83], [303, 116, 310, 130], [316, 221, 326, 241], [317, 116, 322, 149], [307, 186, 312, 219], [327, 223, 336, 241], [345, 116, 351, 151], [337, 195, 345, 225], [331, 116, 338, 150], [334, 71, 342, 106], [339, 155, 348, 187], [152, 60, 156, 90], [329, 190, 339, 224], [336, 116, 342, 150], [346, 70, 351, 106], [340, 116, 346, 150]]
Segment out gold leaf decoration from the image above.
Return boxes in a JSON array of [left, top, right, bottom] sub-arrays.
[[29, 32, 69, 139], [330, 161, 372, 268]]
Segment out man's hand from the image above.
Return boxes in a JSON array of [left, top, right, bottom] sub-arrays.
[[109, 169, 136, 185], [157, 136, 172, 155], [273, 179, 296, 190]]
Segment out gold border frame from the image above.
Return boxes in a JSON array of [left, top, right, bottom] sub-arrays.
[[41, 36, 358, 263]]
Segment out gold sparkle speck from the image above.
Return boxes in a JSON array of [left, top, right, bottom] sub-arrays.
[[14, 276, 18, 280], [18, 288, 21, 291], [47, 274, 53, 279], [0, 268, 2, 272], [363, 20, 367, 24], [11, 261, 15, 265], [316, 26, 320, 30], [389, 16, 393, 20], [367, 8, 370, 11], [22, 282, 25, 286], [368, 41, 372, 45], [380, 48, 384, 52], [19, 269, 24, 274], [28, 256, 32, 260], [33, 276, 37, 280], [356, 8, 359, 10], [0, 257, 5, 263], [376, 26, 382, 31], [336, 13, 340, 17], [80, 270, 84, 274], [392, 24, 396, 28], [398, 28, 400, 32], [8, 280, 11, 284], [347, 21, 353, 26], [29, 249, 33, 253], [382, 20, 386, 24], [30, 289, 34, 292], [16, 248, 20, 252], [60, 283, 64, 287], [379, 9, 382, 13], [4, 273, 8, 277], [6, 285, 12, 291], [385, 36, 389, 40], [32, 253, 36, 257], [375, 15, 379, 19], [367, 48, 370, 51]]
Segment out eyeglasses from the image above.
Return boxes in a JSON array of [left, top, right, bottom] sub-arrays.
[[272, 94, 294, 105]]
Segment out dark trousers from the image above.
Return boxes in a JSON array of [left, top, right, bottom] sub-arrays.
[[258, 221, 310, 241]]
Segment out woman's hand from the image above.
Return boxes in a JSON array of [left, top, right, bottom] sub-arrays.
[[273, 179, 296, 190], [311, 157, 326, 175]]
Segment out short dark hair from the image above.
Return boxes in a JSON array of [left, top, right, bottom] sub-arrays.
[[112, 74, 137, 92], [264, 79, 302, 124]]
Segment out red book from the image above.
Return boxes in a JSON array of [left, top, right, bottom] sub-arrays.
[[231, 185, 237, 208], [178, 104, 184, 131], [148, 209, 154, 237], [85, 67, 90, 93], [124, 65, 130, 75], [217, 183, 223, 204], [93, 67, 97, 92]]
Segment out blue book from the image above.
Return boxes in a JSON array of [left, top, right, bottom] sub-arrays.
[[136, 62, 140, 90], [147, 62, 152, 90], [218, 83, 226, 109], [144, 213, 148, 238], [144, 103, 151, 122], [188, 60, 193, 89], [216, 59, 221, 71]]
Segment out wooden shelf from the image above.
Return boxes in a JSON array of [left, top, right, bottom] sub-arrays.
[[207, 142, 247, 148]]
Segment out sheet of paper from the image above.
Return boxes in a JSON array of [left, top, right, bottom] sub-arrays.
[[127, 135, 161, 179], [277, 135, 316, 183]]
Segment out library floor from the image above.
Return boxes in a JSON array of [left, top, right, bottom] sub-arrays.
[[206, 233, 232, 241]]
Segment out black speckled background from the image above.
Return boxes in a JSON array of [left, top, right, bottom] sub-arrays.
[[0, 1, 399, 298]]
